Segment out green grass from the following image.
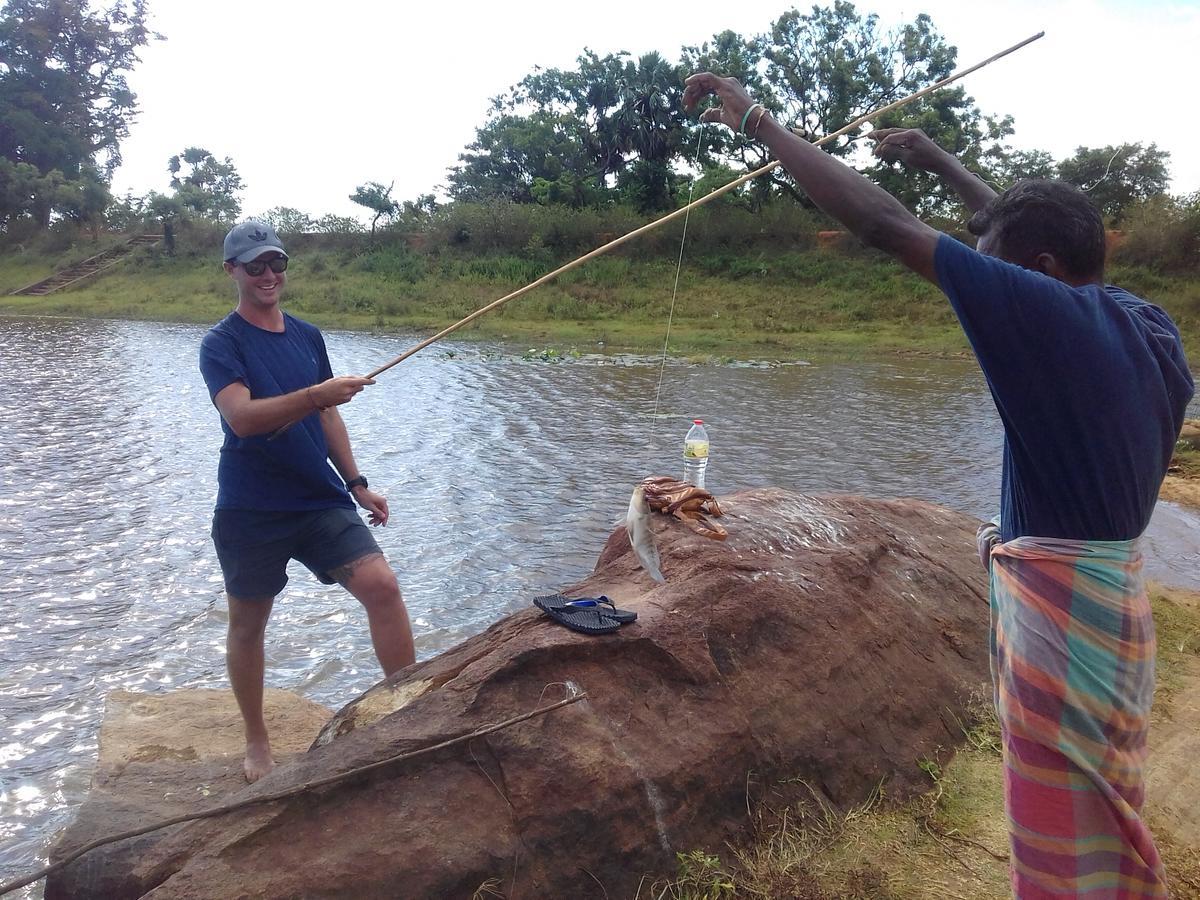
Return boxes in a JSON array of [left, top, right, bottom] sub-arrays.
[[1170, 445, 1200, 480], [2, 239, 1197, 361]]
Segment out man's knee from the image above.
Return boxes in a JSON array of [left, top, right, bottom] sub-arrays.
[[340, 554, 402, 607], [227, 596, 273, 643]]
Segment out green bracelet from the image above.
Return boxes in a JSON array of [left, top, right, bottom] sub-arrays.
[[739, 103, 762, 134]]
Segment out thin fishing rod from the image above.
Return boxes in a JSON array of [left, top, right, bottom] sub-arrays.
[[366, 31, 1044, 378], [271, 31, 1044, 438]]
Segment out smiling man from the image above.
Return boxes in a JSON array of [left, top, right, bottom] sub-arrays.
[[198, 220, 415, 782]]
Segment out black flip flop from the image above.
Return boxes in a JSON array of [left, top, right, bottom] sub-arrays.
[[533, 594, 637, 624], [534, 595, 623, 634]]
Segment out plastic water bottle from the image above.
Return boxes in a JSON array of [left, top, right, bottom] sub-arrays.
[[683, 419, 710, 488]]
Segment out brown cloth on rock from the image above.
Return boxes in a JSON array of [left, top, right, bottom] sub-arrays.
[[640, 476, 727, 540]]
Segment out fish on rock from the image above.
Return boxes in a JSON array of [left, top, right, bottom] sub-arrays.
[[626, 484, 666, 582]]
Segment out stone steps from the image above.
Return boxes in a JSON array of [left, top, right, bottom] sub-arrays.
[[8, 234, 162, 296]]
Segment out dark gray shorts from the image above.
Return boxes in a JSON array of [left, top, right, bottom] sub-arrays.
[[211, 506, 382, 599]]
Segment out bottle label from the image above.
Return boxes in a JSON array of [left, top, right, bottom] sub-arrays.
[[684, 440, 709, 459]]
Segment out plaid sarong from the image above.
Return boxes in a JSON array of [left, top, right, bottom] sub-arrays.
[[985, 534, 1166, 898]]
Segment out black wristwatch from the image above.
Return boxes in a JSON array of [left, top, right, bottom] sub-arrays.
[[345, 475, 368, 492]]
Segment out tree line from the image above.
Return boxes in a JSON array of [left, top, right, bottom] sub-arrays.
[[0, 0, 1178, 243]]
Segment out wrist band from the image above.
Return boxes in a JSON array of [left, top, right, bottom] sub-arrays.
[[749, 106, 770, 138], [739, 103, 762, 134], [306, 386, 320, 411]]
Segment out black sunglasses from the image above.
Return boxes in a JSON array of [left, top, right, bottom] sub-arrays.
[[241, 257, 288, 276]]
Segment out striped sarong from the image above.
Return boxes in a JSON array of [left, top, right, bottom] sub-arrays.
[[984, 533, 1166, 898]]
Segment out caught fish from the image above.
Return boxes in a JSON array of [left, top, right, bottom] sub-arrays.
[[626, 485, 666, 582]]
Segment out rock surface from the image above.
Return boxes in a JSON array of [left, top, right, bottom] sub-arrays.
[[49, 489, 991, 899], [45, 689, 330, 900]]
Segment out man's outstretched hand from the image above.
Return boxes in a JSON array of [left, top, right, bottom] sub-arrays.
[[868, 128, 948, 172], [682, 72, 758, 133]]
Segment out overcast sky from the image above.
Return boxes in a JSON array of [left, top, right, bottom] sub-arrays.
[[107, 0, 1199, 223]]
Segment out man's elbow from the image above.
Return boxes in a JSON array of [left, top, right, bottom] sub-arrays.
[[220, 408, 258, 439], [860, 217, 939, 284]]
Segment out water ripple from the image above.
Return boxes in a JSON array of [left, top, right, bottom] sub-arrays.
[[0, 314, 1196, 896]]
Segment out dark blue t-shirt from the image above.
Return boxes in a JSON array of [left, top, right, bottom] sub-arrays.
[[198, 311, 353, 512], [935, 234, 1193, 541]]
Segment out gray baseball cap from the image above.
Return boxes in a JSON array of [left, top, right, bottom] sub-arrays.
[[223, 220, 289, 264]]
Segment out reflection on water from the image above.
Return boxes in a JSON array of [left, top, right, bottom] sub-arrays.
[[0, 314, 1196, 892]]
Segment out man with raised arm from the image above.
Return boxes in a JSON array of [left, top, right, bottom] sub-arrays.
[[199, 221, 415, 782], [682, 74, 1192, 897]]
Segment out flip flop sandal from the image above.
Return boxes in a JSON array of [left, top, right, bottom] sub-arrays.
[[533, 594, 637, 624], [533, 596, 622, 634]]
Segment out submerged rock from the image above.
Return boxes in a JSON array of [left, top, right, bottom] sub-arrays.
[[48, 489, 990, 899]]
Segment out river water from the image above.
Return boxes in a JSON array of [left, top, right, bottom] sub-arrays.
[[1, 314, 1197, 892]]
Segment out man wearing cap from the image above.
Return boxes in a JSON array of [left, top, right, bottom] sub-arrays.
[[199, 220, 415, 782]]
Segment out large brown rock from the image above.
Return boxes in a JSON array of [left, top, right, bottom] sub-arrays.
[[48, 489, 991, 899]]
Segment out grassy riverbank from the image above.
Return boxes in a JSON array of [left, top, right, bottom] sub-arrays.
[[2, 228, 1197, 359]]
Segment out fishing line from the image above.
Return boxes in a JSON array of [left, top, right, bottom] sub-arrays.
[[1079, 146, 1126, 193], [652, 123, 706, 420]]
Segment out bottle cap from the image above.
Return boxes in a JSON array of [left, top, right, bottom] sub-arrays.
[[694, 419, 704, 424]]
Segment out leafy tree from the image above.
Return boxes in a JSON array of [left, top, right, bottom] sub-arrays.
[[103, 189, 148, 230], [988, 148, 1057, 189], [167, 147, 243, 222], [0, 0, 157, 228], [1057, 143, 1170, 221], [448, 111, 601, 207], [312, 213, 364, 234], [452, 48, 688, 212], [763, 3, 951, 147], [143, 190, 184, 226], [392, 193, 439, 231], [752, 2, 1013, 214], [529, 49, 688, 211], [350, 180, 398, 235], [259, 206, 314, 234]]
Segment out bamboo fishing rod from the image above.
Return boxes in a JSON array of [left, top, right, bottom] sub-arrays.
[[272, 31, 1043, 437], [362, 31, 1043, 379]]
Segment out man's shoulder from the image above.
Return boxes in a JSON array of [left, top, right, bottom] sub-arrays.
[[1105, 285, 1185, 340], [201, 312, 240, 349], [934, 232, 1066, 301], [283, 312, 321, 337], [204, 311, 242, 337]]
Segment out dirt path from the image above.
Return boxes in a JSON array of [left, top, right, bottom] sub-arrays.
[[1144, 586, 1200, 888], [1159, 474, 1200, 509], [1162, 420, 1200, 511]]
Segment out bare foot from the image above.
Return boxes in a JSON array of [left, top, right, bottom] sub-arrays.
[[243, 739, 276, 783]]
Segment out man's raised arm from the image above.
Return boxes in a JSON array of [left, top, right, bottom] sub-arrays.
[[683, 72, 941, 284], [869, 127, 998, 214]]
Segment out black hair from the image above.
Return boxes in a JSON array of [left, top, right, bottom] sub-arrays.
[[967, 179, 1105, 280]]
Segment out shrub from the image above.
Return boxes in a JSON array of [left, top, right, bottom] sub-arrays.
[[1111, 194, 1200, 273]]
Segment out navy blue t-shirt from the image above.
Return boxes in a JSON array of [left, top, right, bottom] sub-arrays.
[[198, 311, 354, 512], [935, 234, 1193, 541]]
